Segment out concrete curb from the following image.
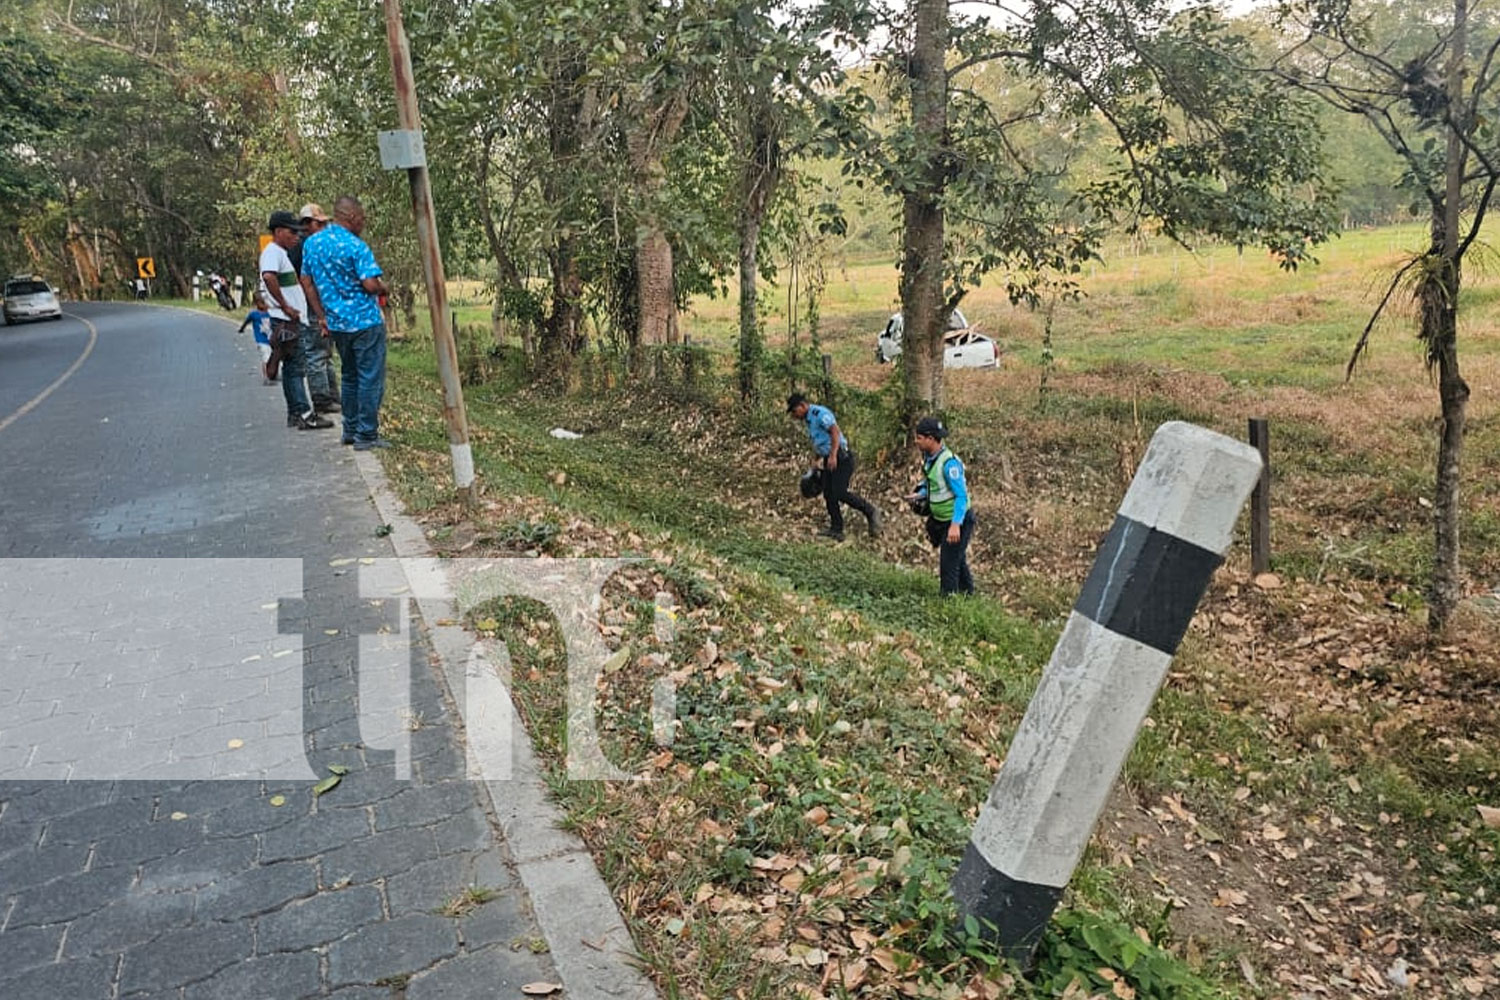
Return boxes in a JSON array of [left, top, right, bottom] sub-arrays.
[[349, 449, 659, 1000]]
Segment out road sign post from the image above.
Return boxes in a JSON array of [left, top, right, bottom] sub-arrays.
[[951, 421, 1262, 962], [382, 0, 475, 505]]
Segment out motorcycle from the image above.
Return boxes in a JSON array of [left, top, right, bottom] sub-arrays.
[[207, 273, 235, 311]]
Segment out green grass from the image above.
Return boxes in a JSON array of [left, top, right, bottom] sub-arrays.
[[374, 219, 1500, 998]]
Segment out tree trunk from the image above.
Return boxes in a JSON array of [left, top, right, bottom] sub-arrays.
[[490, 253, 524, 351], [490, 286, 508, 349], [737, 213, 762, 401], [537, 47, 596, 375], [736, 101, 781, 403], [898, 0, 950, 428], [1428, 266, 1467, 629], [636, 225, 676, 347], [488, 246, 525, 353], [627, 89, 689, 369], [1429, 0, 1470, 630], [544, 239, 584, 380]]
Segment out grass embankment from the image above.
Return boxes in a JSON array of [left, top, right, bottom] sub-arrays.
[[375, 226, 1499, 999]]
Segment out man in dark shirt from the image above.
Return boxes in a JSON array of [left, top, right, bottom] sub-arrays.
[[289, 202, 339, 413]]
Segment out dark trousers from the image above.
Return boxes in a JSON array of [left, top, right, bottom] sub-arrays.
[[271, 319, 312, 419], [299, 323, 338, 408], [926, 512, 976, 596], [823, 450, 874, 534]]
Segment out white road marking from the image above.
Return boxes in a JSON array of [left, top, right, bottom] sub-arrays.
[[0, 311, 100, 435]]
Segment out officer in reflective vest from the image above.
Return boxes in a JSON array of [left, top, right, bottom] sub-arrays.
[[908, 416, 975, 596]]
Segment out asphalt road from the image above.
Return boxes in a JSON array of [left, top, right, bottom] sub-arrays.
[[0, 303, 557, 998], [0, 302, 329, 557]]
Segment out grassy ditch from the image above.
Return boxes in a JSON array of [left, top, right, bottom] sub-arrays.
[[374, 225, 1500, 998]]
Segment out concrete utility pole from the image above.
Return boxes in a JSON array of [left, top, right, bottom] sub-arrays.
[[382, 0, 475, 502], [952, 421, 1262, 962]]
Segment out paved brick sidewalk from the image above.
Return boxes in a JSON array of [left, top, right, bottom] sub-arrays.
[[0, 305, 646, 998]]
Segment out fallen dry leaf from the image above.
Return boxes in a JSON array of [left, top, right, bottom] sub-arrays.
[[1477, 804, 1500, 830], [1213, 887, 1249, 908], [822, 957, 869, 990], [521, 983, 562, 996]]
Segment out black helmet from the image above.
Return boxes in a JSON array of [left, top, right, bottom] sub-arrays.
[[799, 468, 824, 499], [907, 481, 931, 516]]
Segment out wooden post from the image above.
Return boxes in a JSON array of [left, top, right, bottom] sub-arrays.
[[1248, 418, 1271, 575], [384, 0, 475, 504], [821, 353, 833, 404]]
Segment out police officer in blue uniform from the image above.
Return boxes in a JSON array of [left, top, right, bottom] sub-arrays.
[[787, 393, 881, 542], [908, 416, 975, 596]]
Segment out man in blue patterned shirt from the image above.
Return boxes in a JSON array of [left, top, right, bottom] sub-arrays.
[[300, 195, 391, 450]]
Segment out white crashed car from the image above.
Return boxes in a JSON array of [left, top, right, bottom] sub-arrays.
[[875, 308, 997, 369]]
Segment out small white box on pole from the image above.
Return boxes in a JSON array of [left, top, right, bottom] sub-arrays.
[[378, 129, 427, 170]]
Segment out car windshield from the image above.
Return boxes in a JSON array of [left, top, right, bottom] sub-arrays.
[[6, 281, 50, 296]]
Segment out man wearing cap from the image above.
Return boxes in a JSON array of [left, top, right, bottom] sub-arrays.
[[908, 416, 975, 596], [787, 392, 881, 541], [300, 195, 391, 450], [291, 202, 340, 414], [259, 211, 332, 431]]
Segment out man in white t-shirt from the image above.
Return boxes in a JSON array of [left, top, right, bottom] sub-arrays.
[[260, 211, 332, 430]]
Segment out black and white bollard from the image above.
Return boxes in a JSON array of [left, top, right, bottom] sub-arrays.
[[192, 272, 201, 302], [231, 274, 244, 308], [952, 421, 1262, 961]]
